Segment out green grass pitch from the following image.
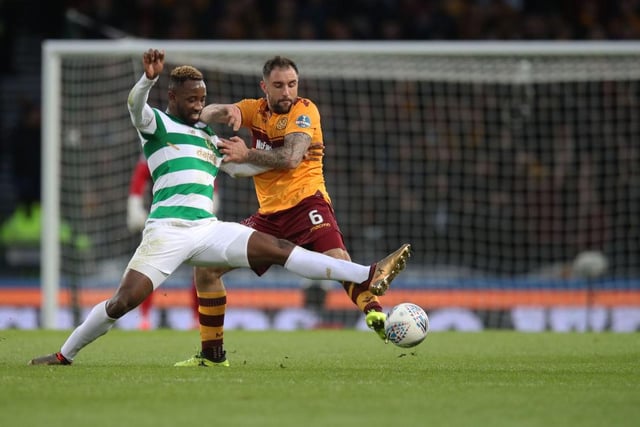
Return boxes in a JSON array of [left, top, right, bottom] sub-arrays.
[[1, 329, 638, 427]]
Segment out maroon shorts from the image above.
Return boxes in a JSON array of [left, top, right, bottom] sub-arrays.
[[241, 191, 347, 275]]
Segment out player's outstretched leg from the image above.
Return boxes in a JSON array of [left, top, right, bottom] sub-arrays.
[[366, 243, 412, 296]]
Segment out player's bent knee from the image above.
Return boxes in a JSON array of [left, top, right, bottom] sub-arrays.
[[106, 270, 153, 318], [275, 238, 296, 251], [248, 231, 292, 251], [195, 266, 228, 291], [105, 296, 136, 319], [247, 232, 295, 265], [195, 266, 227, 280]]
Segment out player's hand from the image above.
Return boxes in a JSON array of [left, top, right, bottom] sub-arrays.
[[199, 104, 241, 131], [218, 136, 250, 163], [303, 143, 324, 162], [223, 105, 242, 132], [142, 49, 165, 80]]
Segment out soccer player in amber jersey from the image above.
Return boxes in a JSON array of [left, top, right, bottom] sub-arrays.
[[174, 56, 410, 367]]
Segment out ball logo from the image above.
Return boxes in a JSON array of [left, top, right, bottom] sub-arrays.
[[387, 321, 411, 342], [295, 115, 311, 128], [406, 304, 429, 333]]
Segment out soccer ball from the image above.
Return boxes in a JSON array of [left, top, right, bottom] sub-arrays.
[[384, 303, 429, 348]]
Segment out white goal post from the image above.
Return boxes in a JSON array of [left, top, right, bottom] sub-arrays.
[[41, 40, 640, 330]]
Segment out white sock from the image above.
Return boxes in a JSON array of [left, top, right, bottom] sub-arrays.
[[60, 300, 116, 361], [284, 246, 370, 283]]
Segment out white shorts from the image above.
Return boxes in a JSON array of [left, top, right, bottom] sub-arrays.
[[126, 218, 254, 289]]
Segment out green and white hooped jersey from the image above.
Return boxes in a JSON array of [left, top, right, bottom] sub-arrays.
[[128, 74, 223, 221], [138, 108, 222, 221]]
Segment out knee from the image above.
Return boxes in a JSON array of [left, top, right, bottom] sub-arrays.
[[106, 269, 153, 318], [105, 296, 133, 319], [275, 238, 295, 252], [195, 266, 225, 282], [246, 233, 295, 266], [195, 267, 227, 291]]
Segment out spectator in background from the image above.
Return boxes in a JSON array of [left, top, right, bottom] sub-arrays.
[[56, 0, 640, 41]]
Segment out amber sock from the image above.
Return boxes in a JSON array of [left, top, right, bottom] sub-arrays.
[[197, 290, 227, 362], [342, 281, 383, 314]]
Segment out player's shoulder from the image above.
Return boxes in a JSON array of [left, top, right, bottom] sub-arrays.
[[236, 98, 266, 116], [153, 107, 169, 118], [292, 97, 317, 108], [291, 97, 319, 115], [237, 98, 264, 108], [288, 98, 320, 130]]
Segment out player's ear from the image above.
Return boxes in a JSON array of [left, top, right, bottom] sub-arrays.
[[259, 80, 267, 94]]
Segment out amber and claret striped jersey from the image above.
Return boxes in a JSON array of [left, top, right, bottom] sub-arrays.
[[236, 97, 329, 214]]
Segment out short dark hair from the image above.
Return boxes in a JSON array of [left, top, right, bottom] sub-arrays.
[[169, 65, 203, 90], [262, 56, 298, 79]]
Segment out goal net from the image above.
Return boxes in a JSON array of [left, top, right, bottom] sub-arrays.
[[41, 40, 640, 331]]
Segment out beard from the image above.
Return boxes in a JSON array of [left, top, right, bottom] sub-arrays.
[[270, 98, 292, 114]]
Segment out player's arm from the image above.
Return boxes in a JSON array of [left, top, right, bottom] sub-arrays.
[[249, 132, 311, 170], [219, 161, 272, 178], [216, 136, 272, 178], [240, 100, 322, 169], [218, 132, 311, 170], [128, 49, 164, 131], [200, 104, 242, 132]]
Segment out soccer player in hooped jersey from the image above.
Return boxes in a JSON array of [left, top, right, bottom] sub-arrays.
[[173, 56, 410, 366], [28, 49, 411, 366]]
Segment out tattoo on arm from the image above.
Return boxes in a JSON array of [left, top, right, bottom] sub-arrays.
[[247, 133, 311, 169]]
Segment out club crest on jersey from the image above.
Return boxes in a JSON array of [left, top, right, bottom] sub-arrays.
[[276, 117, 288, 130], [295, 115, 311, 128], [205, 136, 217, 151]]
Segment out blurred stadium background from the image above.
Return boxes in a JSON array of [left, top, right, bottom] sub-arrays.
[[1, 0, 640, 332]]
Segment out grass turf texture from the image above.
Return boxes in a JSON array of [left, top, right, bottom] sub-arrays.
[[1, 330, 638, 427]]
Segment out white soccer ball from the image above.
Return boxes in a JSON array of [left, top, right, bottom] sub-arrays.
[[384, 303, 429, 348]]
